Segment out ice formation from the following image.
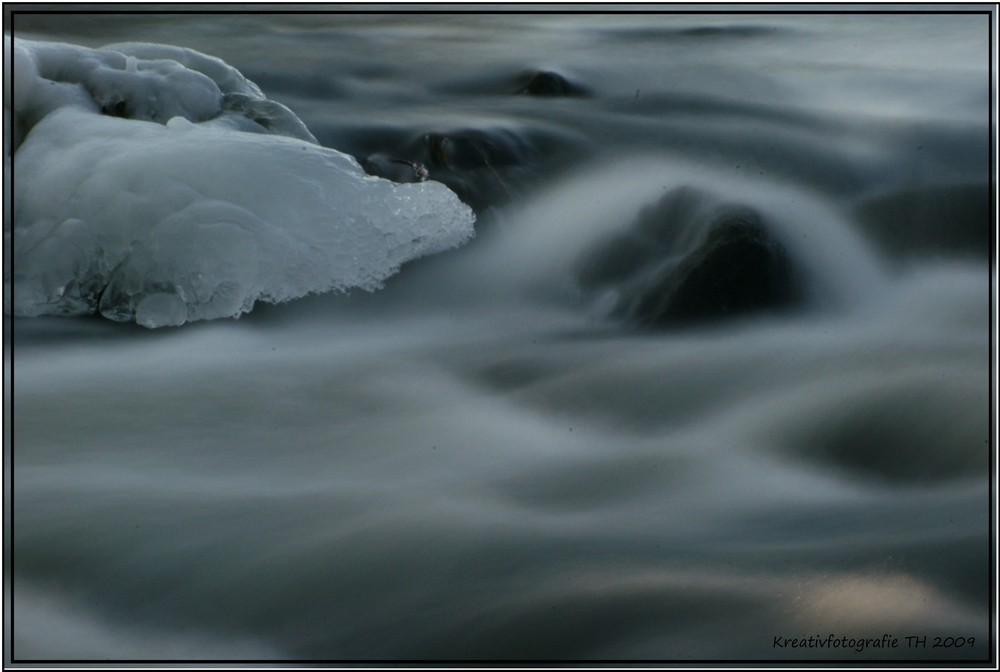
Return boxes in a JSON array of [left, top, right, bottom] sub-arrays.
[[6, 37, 475, 327]]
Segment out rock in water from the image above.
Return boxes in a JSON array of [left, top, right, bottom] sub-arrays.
[[575, 187, 800, 327], [854, 182, 990, 260], [363, 126, 549, 213], [632, 211, 798, 323], [7, 37, 476, 328], [517, 70, 589, 97]]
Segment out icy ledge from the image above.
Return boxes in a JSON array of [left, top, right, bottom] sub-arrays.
[[7, 37, 475, 328]]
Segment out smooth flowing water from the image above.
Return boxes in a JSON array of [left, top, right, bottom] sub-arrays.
[[6, 9, 993, 662]]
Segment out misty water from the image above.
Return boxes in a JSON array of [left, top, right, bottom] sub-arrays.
[[6, 10, 992, 661]]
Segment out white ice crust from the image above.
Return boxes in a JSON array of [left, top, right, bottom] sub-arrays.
[[6, 37, 475, 327]]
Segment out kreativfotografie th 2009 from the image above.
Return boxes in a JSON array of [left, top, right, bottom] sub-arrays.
[[771, 634, 977, 653]]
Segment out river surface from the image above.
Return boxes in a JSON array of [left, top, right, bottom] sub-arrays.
[[6, 8, 993, 662]]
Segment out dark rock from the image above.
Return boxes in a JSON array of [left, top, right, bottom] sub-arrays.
[[350, 121, 590, 214], [517, 70, 589, 97], [577, 186, 707, 288], [576, 187, 801, 327], [411, 129, 533, 210], [360, 126, 570, 213], [633, 211, 797, 323], [422, 130, 525, 171]]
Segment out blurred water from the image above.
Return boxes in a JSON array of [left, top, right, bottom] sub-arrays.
[[8, 9, 993, 662]]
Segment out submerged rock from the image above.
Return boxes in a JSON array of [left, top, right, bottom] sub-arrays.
[[775, 373, 987, 484], [517, 69, 590, 97], [576, 187, 800, 326], [640, 212, 798, 322], [854, 182, 990, 260], [362, 128, 527, 211], [362, 125, 587, 213]]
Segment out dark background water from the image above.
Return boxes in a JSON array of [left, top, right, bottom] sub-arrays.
[[7, 8, 993, 662]]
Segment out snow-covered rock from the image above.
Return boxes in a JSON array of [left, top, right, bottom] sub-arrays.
[[6, 37, 475, 327]]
